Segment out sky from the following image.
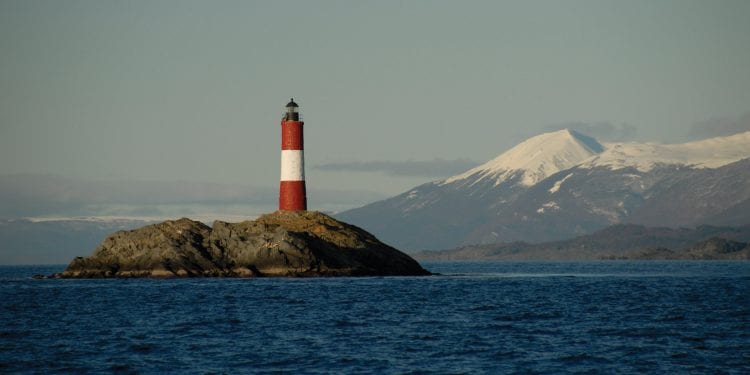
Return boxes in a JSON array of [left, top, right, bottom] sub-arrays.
[[1, 0, 749, 218]]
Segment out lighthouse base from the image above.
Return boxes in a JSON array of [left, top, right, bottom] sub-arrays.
[[279, 180, 307, 211]]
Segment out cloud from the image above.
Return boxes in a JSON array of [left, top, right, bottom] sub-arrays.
[[313, 158, 478, 178], [687, 111, 750, 140], [543, 122, 637, 141], [0, 174, 385, 218]]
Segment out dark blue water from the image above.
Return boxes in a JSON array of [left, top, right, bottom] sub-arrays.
[[1, 262, 749, 374]]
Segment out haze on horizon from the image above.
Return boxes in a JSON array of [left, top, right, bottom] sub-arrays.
[[1, 0, 749, 218]]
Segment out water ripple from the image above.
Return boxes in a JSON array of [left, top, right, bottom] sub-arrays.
[[1, 262, 749, 373]]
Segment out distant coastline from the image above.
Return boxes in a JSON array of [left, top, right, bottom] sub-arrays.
[[415, 223, 750, 261]]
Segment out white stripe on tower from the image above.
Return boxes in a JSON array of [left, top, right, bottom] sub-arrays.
[[280, 150, 305, 181]]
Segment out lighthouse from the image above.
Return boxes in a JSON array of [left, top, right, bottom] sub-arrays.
[[279, 98, 307, 211]]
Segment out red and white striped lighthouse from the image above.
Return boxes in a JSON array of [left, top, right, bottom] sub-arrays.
[[279, 98, 307, 211]]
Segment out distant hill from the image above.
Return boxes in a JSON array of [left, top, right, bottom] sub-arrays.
[[413, 224, 750, 261], [339, 130, 750, 251], [626, 237, 750, 260]]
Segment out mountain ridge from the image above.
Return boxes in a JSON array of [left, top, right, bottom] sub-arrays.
[[338, 130, 750, 251], [583, 131, 750, 172]]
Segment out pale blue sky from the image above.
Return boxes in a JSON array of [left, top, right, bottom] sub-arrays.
[[1, 0, 749, 214]]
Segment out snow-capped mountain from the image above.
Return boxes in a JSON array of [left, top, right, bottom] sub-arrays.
[[443, 129, 604, 186], [338, 130, 750, 251], [583, 131, 750, 171]]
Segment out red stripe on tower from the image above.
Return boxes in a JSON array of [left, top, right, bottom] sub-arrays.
[[279, 98, 307, 211]]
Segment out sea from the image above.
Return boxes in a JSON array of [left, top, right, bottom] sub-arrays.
[[1, 261, 748, 374]]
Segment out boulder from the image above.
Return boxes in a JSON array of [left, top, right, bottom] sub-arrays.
[[55, 211, 430, 278]]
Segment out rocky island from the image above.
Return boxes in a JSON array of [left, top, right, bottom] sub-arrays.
[[55, 211, 430, 278]]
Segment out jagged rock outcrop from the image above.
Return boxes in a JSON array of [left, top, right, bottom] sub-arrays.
[[55, 211, 430, 278]]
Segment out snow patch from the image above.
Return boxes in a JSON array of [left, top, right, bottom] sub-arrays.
[[548, 173, 574, 194], [536, 201, 560, 214], [589, 206, 621, 223]]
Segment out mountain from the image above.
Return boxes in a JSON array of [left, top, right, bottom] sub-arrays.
[[338, 130, 750, 251], [413, 224, 750, 261]]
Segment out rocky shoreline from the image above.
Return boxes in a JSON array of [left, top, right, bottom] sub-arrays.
[[53, 211, 430, 278]]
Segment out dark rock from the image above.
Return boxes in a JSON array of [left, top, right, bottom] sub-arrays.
[[55, 211, 430, 278]]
